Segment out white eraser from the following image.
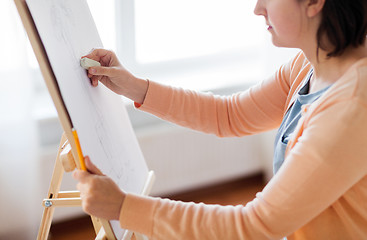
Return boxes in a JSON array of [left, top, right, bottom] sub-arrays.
[[80, 57, 101, 70]]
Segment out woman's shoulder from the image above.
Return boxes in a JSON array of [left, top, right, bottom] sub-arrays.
[[349, 57, 367, 101], [313, 58, 367, 112], [335, 58, 367, 99]]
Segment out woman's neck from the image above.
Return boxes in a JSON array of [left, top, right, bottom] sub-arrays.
[[303, 43, 367, 93]]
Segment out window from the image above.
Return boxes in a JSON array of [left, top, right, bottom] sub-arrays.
[[134, 0, 263, 64], [116, 0, 281, 90]]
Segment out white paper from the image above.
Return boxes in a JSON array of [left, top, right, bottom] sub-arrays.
[[26, 0, 149, 238]]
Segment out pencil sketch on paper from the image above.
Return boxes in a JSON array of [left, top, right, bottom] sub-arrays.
[[47, 0, 135, 183], [26, 0, 149, 238]]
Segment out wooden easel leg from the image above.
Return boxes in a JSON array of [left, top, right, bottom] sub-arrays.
[[37, 133, 152, 240], [100, 218, 117, 239], [37, 133, 117, 240], [92, 216, 117, 240], [91, 216, 103, 235], [37, 207, 56, 240], [96, 227, 108, 240], [37, 134, 67, 240]]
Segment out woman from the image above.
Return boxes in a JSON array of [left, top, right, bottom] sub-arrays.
[[74, 0, 367, 239]]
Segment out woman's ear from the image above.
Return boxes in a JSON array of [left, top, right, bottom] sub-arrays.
[[305, 0, 326, 17]]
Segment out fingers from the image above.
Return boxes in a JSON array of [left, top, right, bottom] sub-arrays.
[[90, 76, 99, 87], [86, 66, 107, 87], [84, 156, 104, 176], [82, 48, 122, 89], [72, 156, 103, 180], [83, 48, 108, 60], [72, 169, 91, 183], [87, 66, 118, 88], [83, 48, 117, 67], [88, 66, 112, 77], [73, 168, 125, 220]]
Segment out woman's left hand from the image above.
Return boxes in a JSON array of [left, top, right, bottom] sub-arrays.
[[73, 156, 125, 220]]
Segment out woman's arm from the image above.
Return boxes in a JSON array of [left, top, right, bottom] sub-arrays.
[[73, 98, 367, 239], [74, 56, 367, 239], [84, 49, 306, 137], [118, 98, 367, 239]]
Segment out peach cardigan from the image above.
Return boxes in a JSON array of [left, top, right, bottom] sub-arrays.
[[120, 52, 367, 239]]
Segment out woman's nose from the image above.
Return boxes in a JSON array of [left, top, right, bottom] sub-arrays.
[[253, 0, 266, 16]]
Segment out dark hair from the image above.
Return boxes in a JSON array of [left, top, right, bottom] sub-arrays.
[[317, 0, 367, 57]]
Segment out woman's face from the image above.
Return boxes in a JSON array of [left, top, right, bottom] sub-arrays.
[[254, 0, 313, 49]]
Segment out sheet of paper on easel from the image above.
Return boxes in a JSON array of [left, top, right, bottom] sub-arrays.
[[26, 0, 149, 238]]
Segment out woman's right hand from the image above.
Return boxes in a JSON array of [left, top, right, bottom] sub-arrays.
[[82, 48, 148, 104]]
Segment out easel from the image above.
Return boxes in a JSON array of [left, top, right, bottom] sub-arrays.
[[37, 133, 155, 239], [37, 133, 115, 240], [14, 0, 155, 239]]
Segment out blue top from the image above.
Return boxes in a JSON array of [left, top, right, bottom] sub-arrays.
[[273, 70, 331, 174]]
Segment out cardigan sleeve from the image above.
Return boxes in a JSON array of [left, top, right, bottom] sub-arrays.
[[119, 97, 367, 240], [136, 52, 307, 137]]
